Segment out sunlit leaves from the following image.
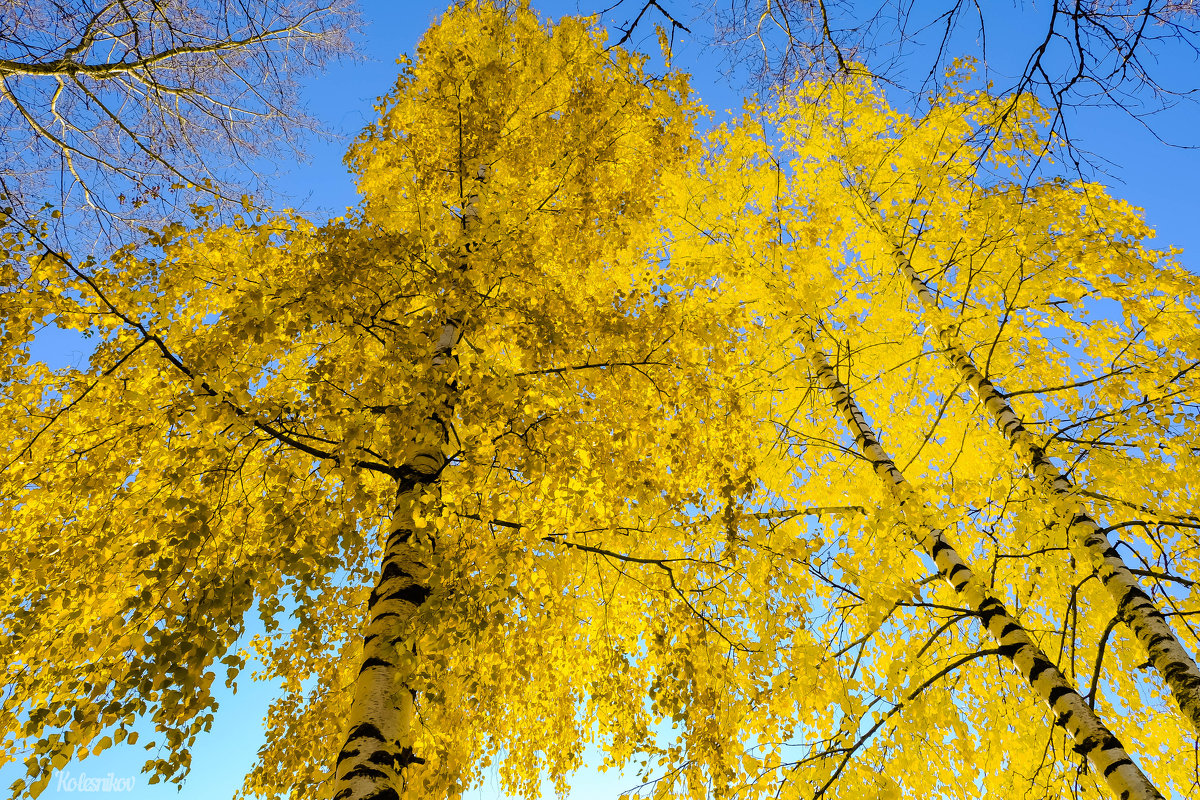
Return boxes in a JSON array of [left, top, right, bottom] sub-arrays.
[[2, 4, 1198, 800]]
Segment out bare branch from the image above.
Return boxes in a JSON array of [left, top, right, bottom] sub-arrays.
[[0, 0, 359, 244]]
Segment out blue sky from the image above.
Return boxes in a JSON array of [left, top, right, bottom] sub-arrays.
[[5, 1, 1198, 799]]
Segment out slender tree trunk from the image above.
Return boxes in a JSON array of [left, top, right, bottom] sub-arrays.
[[332, 326, 457, 800], [332, 465, 439, 800], [809, 343, 1164, 800], [855, 193, 1200, 734], [332, 170, 481, 800]]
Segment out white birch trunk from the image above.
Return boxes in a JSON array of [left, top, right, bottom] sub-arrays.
[[810, 343, 1164, 800], [857, 193, 1200, 734], [331, 171, 482, 800]]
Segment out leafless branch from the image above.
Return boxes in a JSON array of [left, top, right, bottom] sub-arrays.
[[0, 0, 359, 244]]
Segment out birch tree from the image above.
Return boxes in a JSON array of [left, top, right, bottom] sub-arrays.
[[666, 71, 1199, 797], [0, 5, 781, 798], [807, 340, 1162, 800]]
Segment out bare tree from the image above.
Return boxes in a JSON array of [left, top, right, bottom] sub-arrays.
[[706, 1, 1199, 162], [0, 0, 357, 241]]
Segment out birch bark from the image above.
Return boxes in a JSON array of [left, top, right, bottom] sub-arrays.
[[809, 342, 1164, 800], [853, 193, 1200, 734], [331, 171, 482, 800]]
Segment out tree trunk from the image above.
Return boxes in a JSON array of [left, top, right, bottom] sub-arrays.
[[856, 193, 1200, 734], [332, 465, 439, 800], [809, 342, 1164, 800], [332, 168, 481, 800]]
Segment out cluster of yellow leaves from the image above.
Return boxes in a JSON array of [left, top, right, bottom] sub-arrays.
[[1, 3, 1197, 800]]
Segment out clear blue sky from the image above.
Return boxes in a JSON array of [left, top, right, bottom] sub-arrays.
[[6, 1, 1197, 798]]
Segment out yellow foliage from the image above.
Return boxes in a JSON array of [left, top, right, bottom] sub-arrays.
[[1, 3, 1197, 800]]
